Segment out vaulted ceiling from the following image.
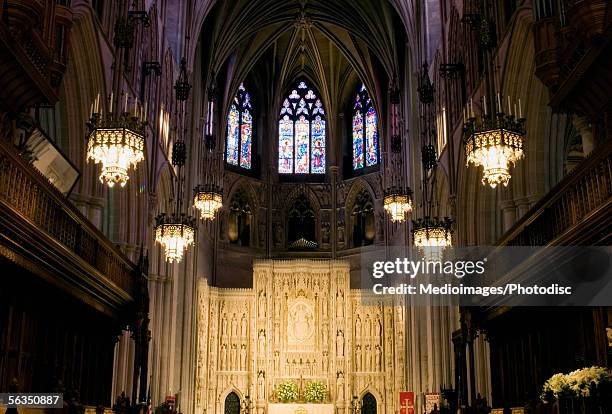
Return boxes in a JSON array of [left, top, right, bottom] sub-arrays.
[[198, 0, 409, 120]]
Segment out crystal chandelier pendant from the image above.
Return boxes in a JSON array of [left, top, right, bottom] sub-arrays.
[[86, 95, 146, 188], [383, 187, 413, 222], [154, 213, 196, 263], [464, 97, 526, 188], [193, 184, 223, 220], [412, 216, 453, 261]]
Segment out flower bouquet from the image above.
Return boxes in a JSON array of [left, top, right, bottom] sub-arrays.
[[276, 380, 299, 403], [541, 366, 612, 413], [304, 381, 327, 403]]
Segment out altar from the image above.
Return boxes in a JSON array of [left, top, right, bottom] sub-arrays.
[[268, 404, 335, 414], [195, 260, 408, 414]]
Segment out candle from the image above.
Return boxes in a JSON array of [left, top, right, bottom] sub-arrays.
[[497, 93, 502, 113], [483, 95, 487, 116], [470, 98, 474, 118], [518, 99, 523, 118], [514, 104, 517, 118], [508, 95, 512, 116], [90, 102, 93, 117], [144, 102, 147, 122], [124, 93, 128, 113], [109, 92, 113, 113], [134, 97, 138, 117]]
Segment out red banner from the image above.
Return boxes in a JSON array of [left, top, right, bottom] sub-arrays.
[[399, 391, 414, 414]]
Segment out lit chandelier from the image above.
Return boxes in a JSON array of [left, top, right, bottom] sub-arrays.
[[193, 183, 223, 220], [412, 216, 453, 261], [461, 5, 526, 189], [412, 63, 453, 261], [154, 212, 196, 263], [154, 141, 197, 263], [383, 186, 413, 222], [86, 93, 146, 187], [463, 96, 525, 188], [193, 76, 224, 220]]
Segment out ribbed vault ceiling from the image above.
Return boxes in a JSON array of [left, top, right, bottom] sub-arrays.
[[198, 0, 408, 118]]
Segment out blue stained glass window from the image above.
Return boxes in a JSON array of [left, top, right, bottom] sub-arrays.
[[311, 116, 326, 174], [226, 104, 240, 165], [352, 111, 364, 169], [278, 116, 293, 173], [278, 80, 326, 175], [352, 84, 379, 170], [225, 83, 253, 169]]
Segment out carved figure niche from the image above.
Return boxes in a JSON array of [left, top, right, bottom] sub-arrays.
[[351, 190, 375, 247], [228, 188, 252, 246], [287, 194, 316, 247]]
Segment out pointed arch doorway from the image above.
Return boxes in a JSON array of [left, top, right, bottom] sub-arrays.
[[224, 392, 241, 414], [361, 393, 377, 414]]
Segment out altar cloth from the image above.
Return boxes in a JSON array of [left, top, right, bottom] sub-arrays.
[[268, 403, 334, 414]]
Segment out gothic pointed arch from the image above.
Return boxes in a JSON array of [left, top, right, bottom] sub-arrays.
[[226, 82, 254, 170], [361, 392, 377, 414], [278, 80, 327, 176], [351, 84, 379, 171], [224, 392, 241, 414]]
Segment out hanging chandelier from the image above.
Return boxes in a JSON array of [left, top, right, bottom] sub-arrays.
[[412, 63, 453, 260], [461, 5, 526, 189], [464, 97, 525, 188], [412, 216, 453, 261], [154, 138, 196, 262], [86, 93, 146, 188], [193, 75, 223, 221], [193, 183, 223, 220], [383, 186, 413, 222], [154, 213, 196, 263]]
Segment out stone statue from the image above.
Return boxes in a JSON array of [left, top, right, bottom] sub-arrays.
[[222, 316, 228, 337], [221, 344, 227, 370], [258, 329, 265, 352], [258, 291, 266, 317], [336, 330, 344, 356], [240, 344, 247, 370], [375, 345, 381, 371], [355, 315, 362, 338], [231, 315, 238, 337], [230, 344, 237, 369], [241, 314, 247, 337], [355, 345, 362, 371], [336, 372, 345, 401], [257, 371, 265, 400]]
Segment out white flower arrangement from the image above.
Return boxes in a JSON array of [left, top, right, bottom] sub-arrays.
[[276, 380, 299, 403], [304, 381, 327, 403], [541, 366, 612, 402]]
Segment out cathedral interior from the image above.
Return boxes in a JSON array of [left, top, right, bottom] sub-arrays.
[[0, 1, 611, 414]]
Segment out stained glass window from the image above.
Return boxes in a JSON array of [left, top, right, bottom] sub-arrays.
[[278, 81, 326, 175], [225, 83, 253, 169], [352, 84, 379, 170]]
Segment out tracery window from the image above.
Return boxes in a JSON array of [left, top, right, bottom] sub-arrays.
[[352, 85, 379, 170], [226, 83, 253, 169], [278, 81, 326, 175]]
